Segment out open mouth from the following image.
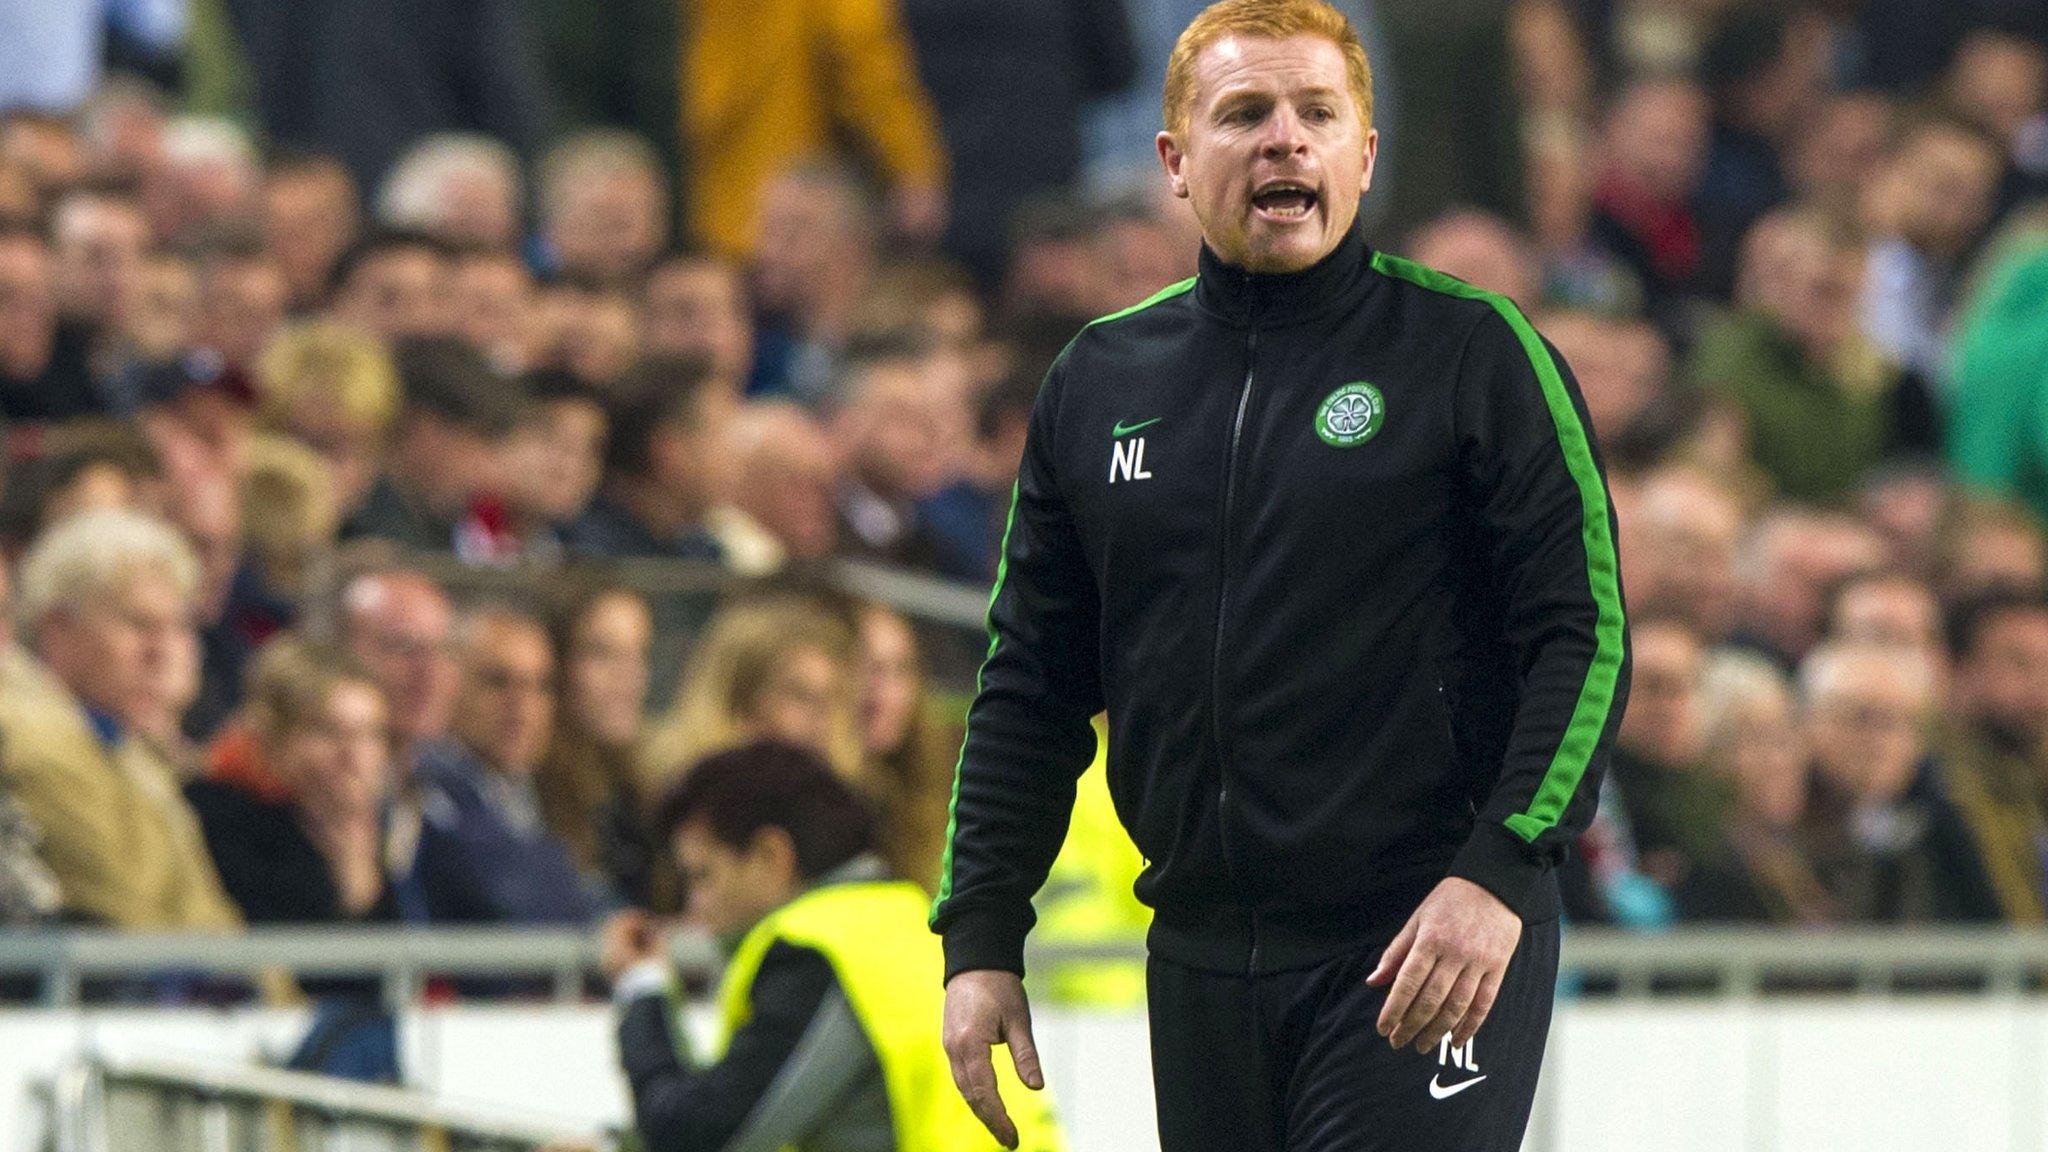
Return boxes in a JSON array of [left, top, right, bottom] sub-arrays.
[[1252, 181, 1319, 221]]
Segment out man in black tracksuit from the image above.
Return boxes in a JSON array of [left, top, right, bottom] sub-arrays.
[[934, 3, 1629, 1150]]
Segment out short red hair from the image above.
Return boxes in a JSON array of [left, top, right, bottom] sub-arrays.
[[1162, 0, 1375, 137]]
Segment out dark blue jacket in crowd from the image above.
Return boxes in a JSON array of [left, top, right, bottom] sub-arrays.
[[410, 739, 603, 926]]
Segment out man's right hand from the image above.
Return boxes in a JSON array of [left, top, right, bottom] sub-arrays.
[[942, 969, 1043, 1149]]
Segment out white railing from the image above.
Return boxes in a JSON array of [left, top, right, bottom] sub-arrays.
[[37, 1056, 609, 1152], [3, 926, 2048, 1007]]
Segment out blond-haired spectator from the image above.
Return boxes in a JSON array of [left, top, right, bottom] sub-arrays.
[[256, 321, 400, 522], [0, 508, 239, 929], [640, 594, 862, 797]]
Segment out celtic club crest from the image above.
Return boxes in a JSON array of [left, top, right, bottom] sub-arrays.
[[1315, 382, 1385, 447]]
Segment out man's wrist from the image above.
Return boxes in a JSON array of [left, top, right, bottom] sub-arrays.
[[938, 905, 1035, 985], [612, 958, 673, 1005], [1447, 820, 1547, 921]]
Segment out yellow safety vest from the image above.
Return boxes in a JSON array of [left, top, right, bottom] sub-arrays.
[[1032, 716, 1150, 1007], [719, 880, 1068, 1152]]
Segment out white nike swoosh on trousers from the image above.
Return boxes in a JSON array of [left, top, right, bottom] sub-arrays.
[[1429, 1074, 1487, 1099]]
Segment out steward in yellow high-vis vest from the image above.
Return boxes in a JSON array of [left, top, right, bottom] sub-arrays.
[[604, 740, 1064, 1152]]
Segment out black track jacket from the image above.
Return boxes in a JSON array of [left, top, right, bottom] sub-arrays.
[[932, 223, 1631, 979]]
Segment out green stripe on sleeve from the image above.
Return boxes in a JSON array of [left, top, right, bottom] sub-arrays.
[[1369, 251, 1627, 844], [930, 278, 1197, 927]]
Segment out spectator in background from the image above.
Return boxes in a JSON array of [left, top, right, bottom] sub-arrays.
[[1527, 119, 1643, 317], [1606, 617, 1727, 892], [327, 231, 455, 341], [194, 240, 289, 376], [1589, 75, 1711, 322], [640, 595, 862, 800], [1938, 591, 2048, 922], [466, 371, 609, 565], [0, 564, 63, 925], [827, 337, 960, 576], [143, 118, 261, 249], [133, 354, 255, 494], [346, 336, 521, 551], [1536, 310, 1677, 464], [1943, 31, 2048, 197], [1692, 207, 1913, 507], [748, 165, 883, 402], [1679, 652, 1833, 923], [240, 436, 340, 605], [263, 153, 361, 312], [1949, 210, 2048, 524], [227, 0, 548, 195], [1403, 208, 1541, 305], [919, 362, 1039, 584], [1862, 114, 2007, 387], [375, 134, 523, 252], [77, 76, 167, 188], [537, 131, 668, 287], [413, 604, 603, 923], [680, 0, 947, 260], [1735, 509, 1889, 668], [1825, 570, 1948, 694], [255, 321, 400, 524], [0, 421, 164, 558], [0, 509, 240, 929], [0, 228, 101, 423], [642, 252, 753, 388], [0, 112, 86, 195], [186, 638, 395, 923], [48, 187, 149, 381], [121, 252, 199, 367], [449, 249, 537, 373], [568, 358, 729, 563], [1621, 466, 1745, 643], [1693, 4, 1830, 298], [720, 402, 841, 570], [539, 583, 661, 907], [1798, 643, 1998, 923], [168, 473, 269, 741], [337, 567, 458, 767], [901, 0, 1136, 286], [1932, 496, 2048, 603], [529, 279, 640, 390], [1787, 90, 1898, 223], [854, 603, 956, 893]]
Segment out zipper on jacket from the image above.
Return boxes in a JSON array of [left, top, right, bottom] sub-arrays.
[[1212, 316, 1260, 976]]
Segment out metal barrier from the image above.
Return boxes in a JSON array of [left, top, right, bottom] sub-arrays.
[[37, 1056, 608, 1152], [7, 926, 2048, 1007]]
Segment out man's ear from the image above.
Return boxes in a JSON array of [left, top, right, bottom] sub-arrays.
[[1360, 128, 1380, 196], [749, 826, 802, 888], [1157, 132, 1191, 200]]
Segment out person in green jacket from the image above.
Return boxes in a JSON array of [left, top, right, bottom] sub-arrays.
[[1949, 211, 2048, 525]]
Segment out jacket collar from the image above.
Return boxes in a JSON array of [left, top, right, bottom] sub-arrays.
[[1192, 216, 1375, 328]]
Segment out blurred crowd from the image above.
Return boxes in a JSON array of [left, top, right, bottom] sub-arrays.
[[1, 0, 2047, 1013]]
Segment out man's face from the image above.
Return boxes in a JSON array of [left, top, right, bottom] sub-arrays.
[[36, 571, 194, 727], [1608, 82, 1710, 202], [1805, 656, 1931, 803], [343, 575, 457, 747], [676, 823, 799, 939], [336, 248, 450, 339], [126, 254, 199, 360], [450, 255, 535, 370], [452, 617, 555, 776], [200, 257, 288, 368], [51, 197, 149, 325], [170, 476, 243, 626], [264, 168, 359, 306], [1616, 622, 1704, 768], [552, 170, 665, 285], [1159, 34, 1374, 274], [504, 399, 607, 523], [752, 176, 867, 314], [733, 414, 839, 559], [0, 235, 55, 378], [644, 259, 752, 383], [838, 360, 948, 500], [1957, 609, 2048, 747], [1895, 128, 2003, 257]]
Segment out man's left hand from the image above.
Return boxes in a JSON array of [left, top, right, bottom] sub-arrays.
[[599, 910, 667, 985], [1365, 877, 1522, 1052]]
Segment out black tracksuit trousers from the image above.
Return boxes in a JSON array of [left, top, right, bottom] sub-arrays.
[[1147, 917, 1559, 1152]]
